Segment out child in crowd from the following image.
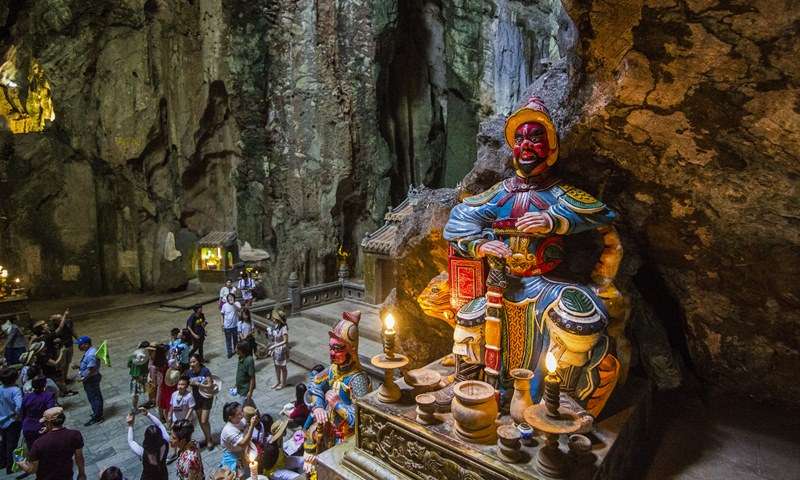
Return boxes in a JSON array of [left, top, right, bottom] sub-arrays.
[[127, 342, 150, 411], [168, 329, 189, 372], [168, 377, 196, 464], [178, 330, 193, 372], [169, 377, 196, 427]]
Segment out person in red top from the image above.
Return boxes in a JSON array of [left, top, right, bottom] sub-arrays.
[[17, 406, 86, 480], [286, 383, 309, 428]]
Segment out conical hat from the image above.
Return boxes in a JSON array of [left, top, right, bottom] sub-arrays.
[[504, 96, 559, 167], [198, 375, 222, 398], [164, 368, 181, 387]]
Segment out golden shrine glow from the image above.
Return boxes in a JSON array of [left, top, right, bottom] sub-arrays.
[[0, 47, 55, 134]]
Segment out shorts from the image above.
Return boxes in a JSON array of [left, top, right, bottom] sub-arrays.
[[130, 377, 146, 396], [273, 347, 288, 367], [195, 394, 213, 411]]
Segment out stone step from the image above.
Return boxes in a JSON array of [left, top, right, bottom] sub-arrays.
[[301, 300, 384, 343]]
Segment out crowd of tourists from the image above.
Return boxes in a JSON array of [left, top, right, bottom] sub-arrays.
[[0, 270, 316, 480]]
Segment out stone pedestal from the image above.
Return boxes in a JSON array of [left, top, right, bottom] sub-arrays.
[[317, 358, 651, 480]]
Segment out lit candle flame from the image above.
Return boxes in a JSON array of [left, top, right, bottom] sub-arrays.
[[14, 278, 20, 283], [384, 313, 395, 331], [546, 351, 557, 374]]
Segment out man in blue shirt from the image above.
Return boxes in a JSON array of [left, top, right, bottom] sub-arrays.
[[76, 336, 104, 426], [0, 367, 22, 474]]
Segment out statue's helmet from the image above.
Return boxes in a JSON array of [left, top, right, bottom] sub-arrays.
[[330, 310, 361, 352], [504, 96, 559, 175]]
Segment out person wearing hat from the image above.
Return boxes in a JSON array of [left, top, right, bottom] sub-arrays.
[[263, 417, 302, 479], [17, 406, 87, 480], [0, 367, 22, 475], [76, 335, 104, 426], [266, 309, 289, 390], [303, 311, 372, 475], [442, 96, 623, 416], [128, 342, 150, 411]]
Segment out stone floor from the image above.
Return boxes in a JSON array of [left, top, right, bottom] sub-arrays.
[[2, 296, 305, 479], [642, 388, 800, 480]]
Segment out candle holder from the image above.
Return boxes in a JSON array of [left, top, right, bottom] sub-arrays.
[[372, 313, 409, 403], [371, 353, 409, 403], [415, 393, 439, 424], [523, 403, 584, 479], [496, 424, 525, 463]]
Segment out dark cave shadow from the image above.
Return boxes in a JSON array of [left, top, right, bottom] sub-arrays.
[[633, 387, 800, 480]]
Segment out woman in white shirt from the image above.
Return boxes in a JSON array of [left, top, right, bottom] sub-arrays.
[[127, 407, 170, 479], [219, 401, 259, 475]]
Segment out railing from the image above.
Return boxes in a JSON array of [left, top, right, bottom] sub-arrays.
[[250, 270, 366, 325]]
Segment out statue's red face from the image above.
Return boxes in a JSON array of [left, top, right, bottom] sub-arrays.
[[513, 122, 550, 176], [329, 337, 351, 366]]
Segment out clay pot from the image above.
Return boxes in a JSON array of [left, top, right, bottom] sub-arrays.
[[497, 424, 524, 463], [497, 424, 521, 449], [403, 368, 442, 395], [516, 422, 536, 446], [452, 380, 498, 444], [415, 393, 439, 425], [509, 368, 534, 425]]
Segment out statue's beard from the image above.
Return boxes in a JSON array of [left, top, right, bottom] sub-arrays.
[[513, 154, 546, 176]]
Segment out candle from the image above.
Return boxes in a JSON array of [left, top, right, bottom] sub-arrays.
[[248, 449, 259, 479], [383, 313, 396, 358], [544, 351, 560, 417], [14, 278, 20, 284]]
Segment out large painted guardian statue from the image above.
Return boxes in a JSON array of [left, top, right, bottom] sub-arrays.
[[443, 97, 627, 417], [303, 311, 372, 477]]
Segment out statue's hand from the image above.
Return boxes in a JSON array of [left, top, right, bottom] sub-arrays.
[[478, 240, 512, 258], [517, 211, 553, 234], [313, 407, 328, 424], [324, 389, 338, 405], [303, 453, 317, 473]]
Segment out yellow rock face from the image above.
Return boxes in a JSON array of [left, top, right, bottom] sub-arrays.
[[0, 50, 55, 134]]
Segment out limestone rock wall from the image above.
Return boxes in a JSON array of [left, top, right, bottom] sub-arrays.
[[0, 0, 239, 296], [558, 0, 800, 404]]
